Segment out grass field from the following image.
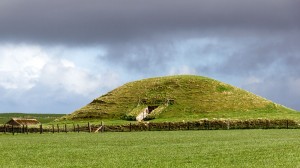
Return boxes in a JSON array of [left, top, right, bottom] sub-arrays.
[[1, 130, 300, 167]]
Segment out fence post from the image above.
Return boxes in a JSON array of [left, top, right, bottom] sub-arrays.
[[77, 124, 80, 133], [57, 124, 60, 133], [208, 120, 210, 130], [22, 125, 25, 134], [65, 124, 67, 133], [286, 120, 289, 129], [168, 122, 171, 131], [100, 121, 102, 133], [101, 121, 104, 133], [40, 124, 43, 134], [148, 123, 151, 131], [12, 125, 14, 135], [187, 122, 190, 130], [227, 120, 230, 130], [88, 122, 91, 133]]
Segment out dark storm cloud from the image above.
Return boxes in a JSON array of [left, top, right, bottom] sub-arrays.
[[216, 33, 300, 73], [103, 41, 176, 74], [217, 32, 300, 76], [2, 0, 299, 75], [0, 0, 299, 45]]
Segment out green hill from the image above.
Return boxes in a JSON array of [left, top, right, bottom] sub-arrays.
[[65, 75, 299, 121]]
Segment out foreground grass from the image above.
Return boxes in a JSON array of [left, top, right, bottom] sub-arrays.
[[1, 130, 300, 167]]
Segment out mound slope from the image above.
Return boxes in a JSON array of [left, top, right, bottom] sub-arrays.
[[66, 75, 298, 120]]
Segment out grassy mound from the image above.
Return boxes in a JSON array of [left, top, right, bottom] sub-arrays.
[[65, 75, 299, 121]]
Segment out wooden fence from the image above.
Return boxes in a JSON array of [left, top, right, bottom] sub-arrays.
[[0, 119, 299, 135]]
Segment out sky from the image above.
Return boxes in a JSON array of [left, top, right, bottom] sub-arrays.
[[0, 0, 300, 113]]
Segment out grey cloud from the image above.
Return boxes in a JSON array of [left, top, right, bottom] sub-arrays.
[[217, 33, 300, 76], [0, 0, 299, 45], [103, 41, 176, 74], [2, 0, 300, 76], [102, 32, 300, 83]]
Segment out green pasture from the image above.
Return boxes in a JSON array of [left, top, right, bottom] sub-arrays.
[[1, 130, 300, 167]]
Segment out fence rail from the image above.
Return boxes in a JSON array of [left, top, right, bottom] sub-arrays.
[[0, 119, 299, 135]]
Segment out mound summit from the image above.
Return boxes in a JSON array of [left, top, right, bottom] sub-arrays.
[[66, 75, 298, 121]]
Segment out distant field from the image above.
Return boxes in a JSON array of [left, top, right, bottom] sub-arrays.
[[1, 130, 300, 167], [0, 113, 65, 124]]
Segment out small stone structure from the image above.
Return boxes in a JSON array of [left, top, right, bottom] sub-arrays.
[[6, 118, 40, 126], [135, 106, 158, 121], [136, 108, 149, 121]]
